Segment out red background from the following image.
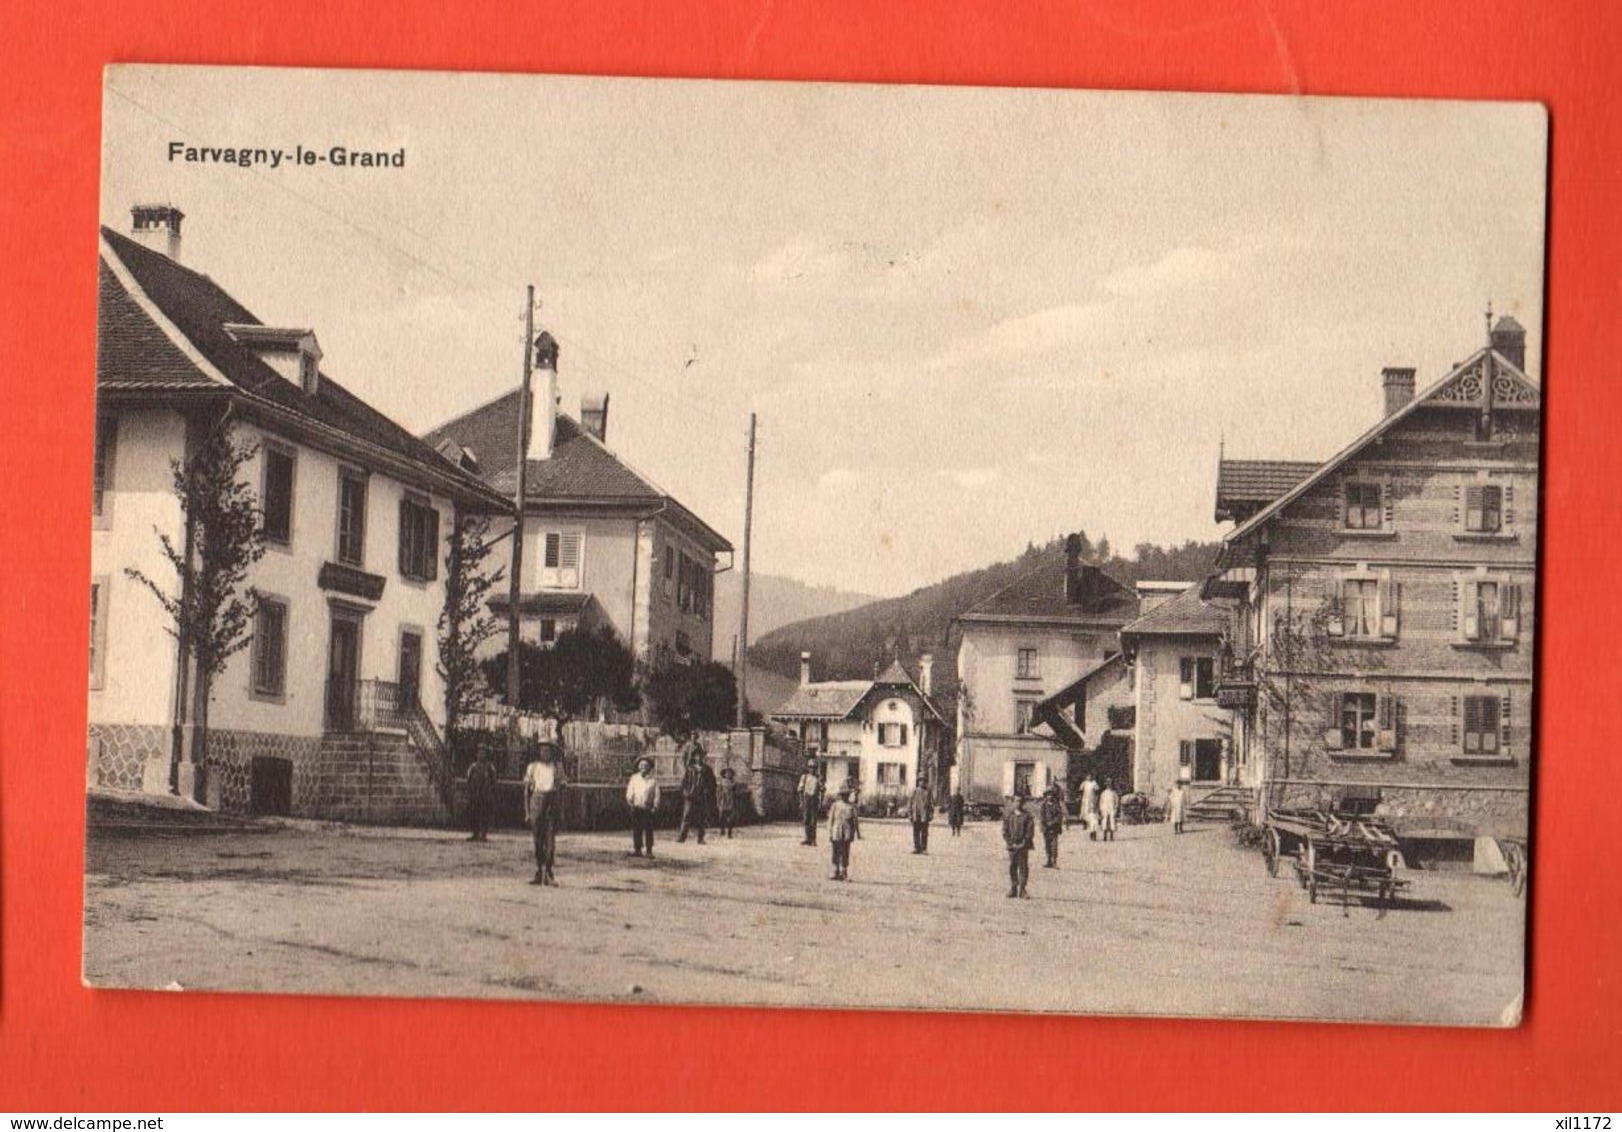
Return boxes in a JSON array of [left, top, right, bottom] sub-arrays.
[[2, 0, 1618, 1111]]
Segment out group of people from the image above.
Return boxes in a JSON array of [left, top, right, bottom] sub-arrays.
[[469, 741, 1192, 892]]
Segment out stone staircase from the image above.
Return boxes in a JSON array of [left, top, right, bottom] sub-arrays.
[[1185, 783, 1257, 824]]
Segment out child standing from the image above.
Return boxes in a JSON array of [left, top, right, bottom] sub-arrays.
[[1167, 781, 1187, 835], [827, 788, 860, 881], [716, 766, 739, 839]]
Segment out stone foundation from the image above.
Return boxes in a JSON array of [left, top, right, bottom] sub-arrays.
[[87, 722, 169, 792]]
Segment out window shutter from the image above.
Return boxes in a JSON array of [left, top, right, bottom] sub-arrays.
[[397, 497, 410, 574], [1380, 577, 1400, 638], [1500, 691, 1512, 753], [1325, 579, 1345, 637], [1463, 696, 1481, 753], [1502, 582, 1521, 640], [1464, 485, 1485, 532], [900, 724, 909, 747], [426, 506, 440, 581], [1504, 484, 1516, 529], [1377, 694, 1398, 752], [1001, 760, 1016, 798], [1451, 482, 1462, 527], [1381, 481, 1395, 528], [1179, 740, 1191, 766], [1462, 580, 1480, 641], [1323, 693, 1345, 750], [1179, 658, 1194, 699], [1450, 696, 1461, 749]]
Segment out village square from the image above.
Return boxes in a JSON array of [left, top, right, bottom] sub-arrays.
[[84, 73, 1543, 1023]]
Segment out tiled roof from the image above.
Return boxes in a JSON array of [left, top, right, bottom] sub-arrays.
[[98, 228, 501, 504], [958, 552, 1138, 625], [425, 387, 731, 552], [1120, 584, 1230, 638], [770, 681, 874, 720], [1213, 459, 1318, 521]]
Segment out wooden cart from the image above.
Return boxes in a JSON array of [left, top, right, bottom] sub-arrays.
[[1261, 808, 1411, 916]]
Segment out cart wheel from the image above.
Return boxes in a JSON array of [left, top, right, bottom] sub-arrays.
[[1264, 828, 1280, 877]]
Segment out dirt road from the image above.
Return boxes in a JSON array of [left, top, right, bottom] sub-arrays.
[[83, 817, 1525, 1024]]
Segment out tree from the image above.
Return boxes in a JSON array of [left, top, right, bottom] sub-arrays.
[[436, 512, 505, 738], [482, 624, 640, 722], [644, 660, 738, 736], [125, 418, 266, 797]]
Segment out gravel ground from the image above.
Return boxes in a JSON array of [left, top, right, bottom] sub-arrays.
[[83, 817, 1526, 1024]]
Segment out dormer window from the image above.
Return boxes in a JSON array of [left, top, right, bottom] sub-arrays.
[[223, 323, 323, 395], [299, 350, 320, 395]]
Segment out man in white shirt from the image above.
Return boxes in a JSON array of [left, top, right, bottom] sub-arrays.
[[797, 758, 824, 846], [524, 742, 565, 885], [625, 755, 661, 858]]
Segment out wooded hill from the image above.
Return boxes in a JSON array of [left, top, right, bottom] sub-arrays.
[[747, 534, 1224, 696]]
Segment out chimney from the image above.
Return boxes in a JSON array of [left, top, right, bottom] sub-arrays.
[[130, 204, 183, 260], [581, 391, 610, 442], [918, 653, 933, 697], [800, 652, 812, 686], [529, 331, 560, 460], [1491, 315, 1527, 372], [1382, 367, 1416, 417]]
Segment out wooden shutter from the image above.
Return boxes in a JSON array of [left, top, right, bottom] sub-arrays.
[[1001, 760, 1016, 799], [1323, 692, 1345, 750], [899, 724, 909, 747], [397, 497, 411, 574], [1325, 578, 1345, 637], [1500, 691, 1513, 753], [1464, 485, 1485, 532], [1377, 694, 1398, 752], [1450, 482, 1462, 526], [1504, 483, 1516, 530], [1462, 580, 1480, 641], [425, 506, 440, 581], [1450, 696, 1461, 749], [1381, 480, 1395, 528], [1502, 582, 1522, 640], [1463, 696, 1481, 753], [1380, 577, 1401, 638], [1178, 657, 1194, 699], [559, 532, 582, 587]]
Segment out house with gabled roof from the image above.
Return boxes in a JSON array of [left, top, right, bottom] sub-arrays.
[[91, 206, 510, 819], [1205, 316, 1539, 859], [770, 653, 947, 805], [423, 387, 732, 672], [952, 535, 1138, 804]]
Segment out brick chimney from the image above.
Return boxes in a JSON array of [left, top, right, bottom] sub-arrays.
[[130, 204, 183, 260], [1382, 367, 1416, 417], [581, 391, 610, 442], [918, 653, 933, 697], [1491, 315, 1527, 372], [529, 331, 559, 459], [800, 651, 812, 686]]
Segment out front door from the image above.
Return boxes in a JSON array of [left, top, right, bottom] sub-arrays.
[[1193, 738, 1223, 783], [325, 611, 363, 731], [398, 629, 423, 710]]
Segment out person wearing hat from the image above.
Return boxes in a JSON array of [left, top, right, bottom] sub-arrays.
[[797, 757, 824, 846], [1167, 779, 1187, 835], [826, 787, 860, 881], [947, 787, 966, 836], [1002, 789, 1036, 898], [715, 765, 739, 839], [625, 755, 661, 858], [1080, 771, 1101, 841], [906, 774, 934, 854], [1099, 777, 1120, 842], [464, 747, 498, 842], [676, 741, 716, 845], [523, 742, 566, 886], [1039, 782, 1066, 867]]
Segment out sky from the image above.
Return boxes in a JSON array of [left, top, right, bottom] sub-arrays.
[[101, 67, 1546, 598]]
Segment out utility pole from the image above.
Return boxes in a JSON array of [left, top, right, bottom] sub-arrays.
[[735, 412, 757, 728], [506, 285, 535, 766]]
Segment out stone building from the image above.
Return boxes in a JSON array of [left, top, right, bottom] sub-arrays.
[[1205, 317, 1539, 860], [90, 206, 509, 820]]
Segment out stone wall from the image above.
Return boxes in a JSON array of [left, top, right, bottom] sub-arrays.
[[303, 732, 451, 826], [205, 728, 323, 815], [87, 722, 169, 792]]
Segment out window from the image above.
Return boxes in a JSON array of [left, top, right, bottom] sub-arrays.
[[1179, 656, 1216, 700], [1464, 484, 1503, 534], [397, 493, 439, 581], [663, 548, 674, 600], [251, 597, 288, 699], [261, 446, 295, 545], [1014, 700, 1036, 734], [1012, 761, 1036, 797], [89, 578, 109, 689], [1462, 695, 1502, 756], [398, 628, 423, 706], [1344, 481, 1383, 530], [676, 552, 713, 619], [540, 531, 583, 589], [877, 762, 907, 787], [539, 618, 558, 646], [878, 722, 909, 747], [1344, 578, 1380, 637], [93, 416, 117, 522], [1328, 575, 1401, 640], [1339, 691, 1378, 750], [1016, 647, 1039, 679], [1460, 578, 1522, 644], [337, 469, 368, 567]]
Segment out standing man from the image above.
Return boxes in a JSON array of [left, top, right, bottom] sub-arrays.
[[1081, 771, 1101, 841], [1002, 791, 1035, 898], [798, 757, 824, 846], [716, 766, 739, 839], [465, 748, 498, 842], [907, 776, 934, 854], [1167, 780, 1187, 835], [1039, 783, 1066, 868], [625, 755, 661, 858], [947, 788, 966, 836], [524, 742, 565, 886], [827, 787, 860, 881], [1099, 777, 1120, 843], [677, 743, 716, 844]]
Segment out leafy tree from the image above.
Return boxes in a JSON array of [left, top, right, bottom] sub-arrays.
[[436, 513, 505, 737], [644, 660, 738, 736], [482, 624, 640, 722], [125, 418, 266, 797]]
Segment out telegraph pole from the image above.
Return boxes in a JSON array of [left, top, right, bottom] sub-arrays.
[[506, 285, 535, 765], [735, 413, 757, 728]]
